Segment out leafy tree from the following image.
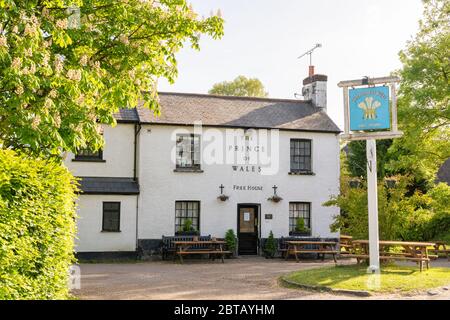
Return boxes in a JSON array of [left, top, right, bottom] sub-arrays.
[[325, 174, 450, 241], [208, 75, 268, 97], [345, 140, 393, 179], [0, 0, 224, 156], [386, 0, 450, 188]]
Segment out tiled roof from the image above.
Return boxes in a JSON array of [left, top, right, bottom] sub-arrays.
[[113, 108, 139, 123], [78, 177, 140, 195], [135, 92, 341, 133]]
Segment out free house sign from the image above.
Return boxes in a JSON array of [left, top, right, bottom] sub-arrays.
[[349, 86, 390, 131]]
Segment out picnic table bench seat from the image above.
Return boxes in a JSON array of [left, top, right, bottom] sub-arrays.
[[278, 237, 339, 263], [430, 241, 450, 260], [173, 240, 229, 263], [161, 235, 211, 260]]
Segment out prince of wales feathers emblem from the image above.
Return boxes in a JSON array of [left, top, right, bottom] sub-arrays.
[[358, 97, 381, 120]]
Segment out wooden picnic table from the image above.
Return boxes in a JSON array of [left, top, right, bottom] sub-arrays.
[[351, 240, 436, 271], [285, 241, 338, 263], [173, 240, 230, 264]]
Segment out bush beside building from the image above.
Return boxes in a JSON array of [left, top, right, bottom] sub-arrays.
[[0, 150, 78, 299]]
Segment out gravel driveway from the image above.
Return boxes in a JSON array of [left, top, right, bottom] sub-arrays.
[[73, 256, 450, 300]]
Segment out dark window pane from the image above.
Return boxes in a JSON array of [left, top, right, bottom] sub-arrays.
[[290, 139, 312, 172], [102, 202, 120, 232]]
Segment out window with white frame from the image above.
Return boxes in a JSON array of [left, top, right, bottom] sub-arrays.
[[176, 134, 201, 169]]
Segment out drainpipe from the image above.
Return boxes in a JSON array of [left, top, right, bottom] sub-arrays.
[[134, 122, 142, 253], [133, 123, 142, 182]]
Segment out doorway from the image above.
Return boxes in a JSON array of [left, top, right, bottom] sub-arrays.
[[237, 204, 259, 255]]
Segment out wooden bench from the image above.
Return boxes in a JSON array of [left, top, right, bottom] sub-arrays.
[[278, 237, 339, 259], [161, 235, 211, 260], [285, 241, 339, 263], [173, 240, 231, 263]]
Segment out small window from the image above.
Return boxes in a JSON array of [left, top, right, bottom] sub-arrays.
[[175, 201, 200, 234], [289, 202, 311, 233], [290, 139, 312, 173], [176, 134, 201, 169], [74, 148, 103, 161], [102, 202, 120, 232]]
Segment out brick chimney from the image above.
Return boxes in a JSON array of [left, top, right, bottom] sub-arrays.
[[302, 67, 328, 112]]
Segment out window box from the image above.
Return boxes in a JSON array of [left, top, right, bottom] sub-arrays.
[[175, 230, 200, 236], [72, 158, 106, 163], [173, 168, 204, 173], [288, 171, 315, 176], [289, 231, 311, 237]]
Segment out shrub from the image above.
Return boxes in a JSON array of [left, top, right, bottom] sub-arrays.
[[0, 150, 78, 299], [224, 229, 237, 254], [264, 231, 277, 258]]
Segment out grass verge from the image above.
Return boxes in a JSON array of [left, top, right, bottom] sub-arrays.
[[282, 264, 450, 293]]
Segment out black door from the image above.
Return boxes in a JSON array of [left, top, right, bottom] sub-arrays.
[[238, 205, 259, 255]]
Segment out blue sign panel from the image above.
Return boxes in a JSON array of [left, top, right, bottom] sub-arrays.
[[349, 86, 390, 131]]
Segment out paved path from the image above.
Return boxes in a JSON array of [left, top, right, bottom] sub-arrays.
[[74, 257, 450, 300]]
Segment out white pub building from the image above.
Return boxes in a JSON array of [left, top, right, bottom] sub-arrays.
[[65, 73, 341, 259]]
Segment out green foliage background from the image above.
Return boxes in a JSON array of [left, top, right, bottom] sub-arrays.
[[0, 150, 78, 299], [330, 0, 450, 242], [325, 175, 450, 241], [209, 75, 269, 97]]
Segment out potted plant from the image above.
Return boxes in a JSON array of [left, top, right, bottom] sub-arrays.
[[267, 195, 283, 203], [224, 229, 237, 257], [176, 219, 199, 236], [290, 218, 311, 236], [217, 194, 229, 201], [264, 231, 277, 258]]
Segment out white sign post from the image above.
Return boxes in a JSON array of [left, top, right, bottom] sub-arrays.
[[366, 139, 380, 272], [338, 76, 402, 274]]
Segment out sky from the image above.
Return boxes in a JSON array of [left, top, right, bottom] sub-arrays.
[[158, 0, 424, 129]]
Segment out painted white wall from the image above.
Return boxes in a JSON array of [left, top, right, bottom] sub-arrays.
[[75, 195, 137, 252], [138, 125, 340, 240], [64, 124, 135, 178]]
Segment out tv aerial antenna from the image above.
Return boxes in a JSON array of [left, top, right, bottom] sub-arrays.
[[298, 43, 322, 66], [294, 43, 322, 99]]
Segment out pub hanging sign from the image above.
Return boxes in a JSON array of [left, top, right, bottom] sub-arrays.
[[349, 86, 390, 131], [338, 76, 403, 141]]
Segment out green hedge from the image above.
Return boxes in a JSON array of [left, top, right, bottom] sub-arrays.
[[0, 150, 78, 299]]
